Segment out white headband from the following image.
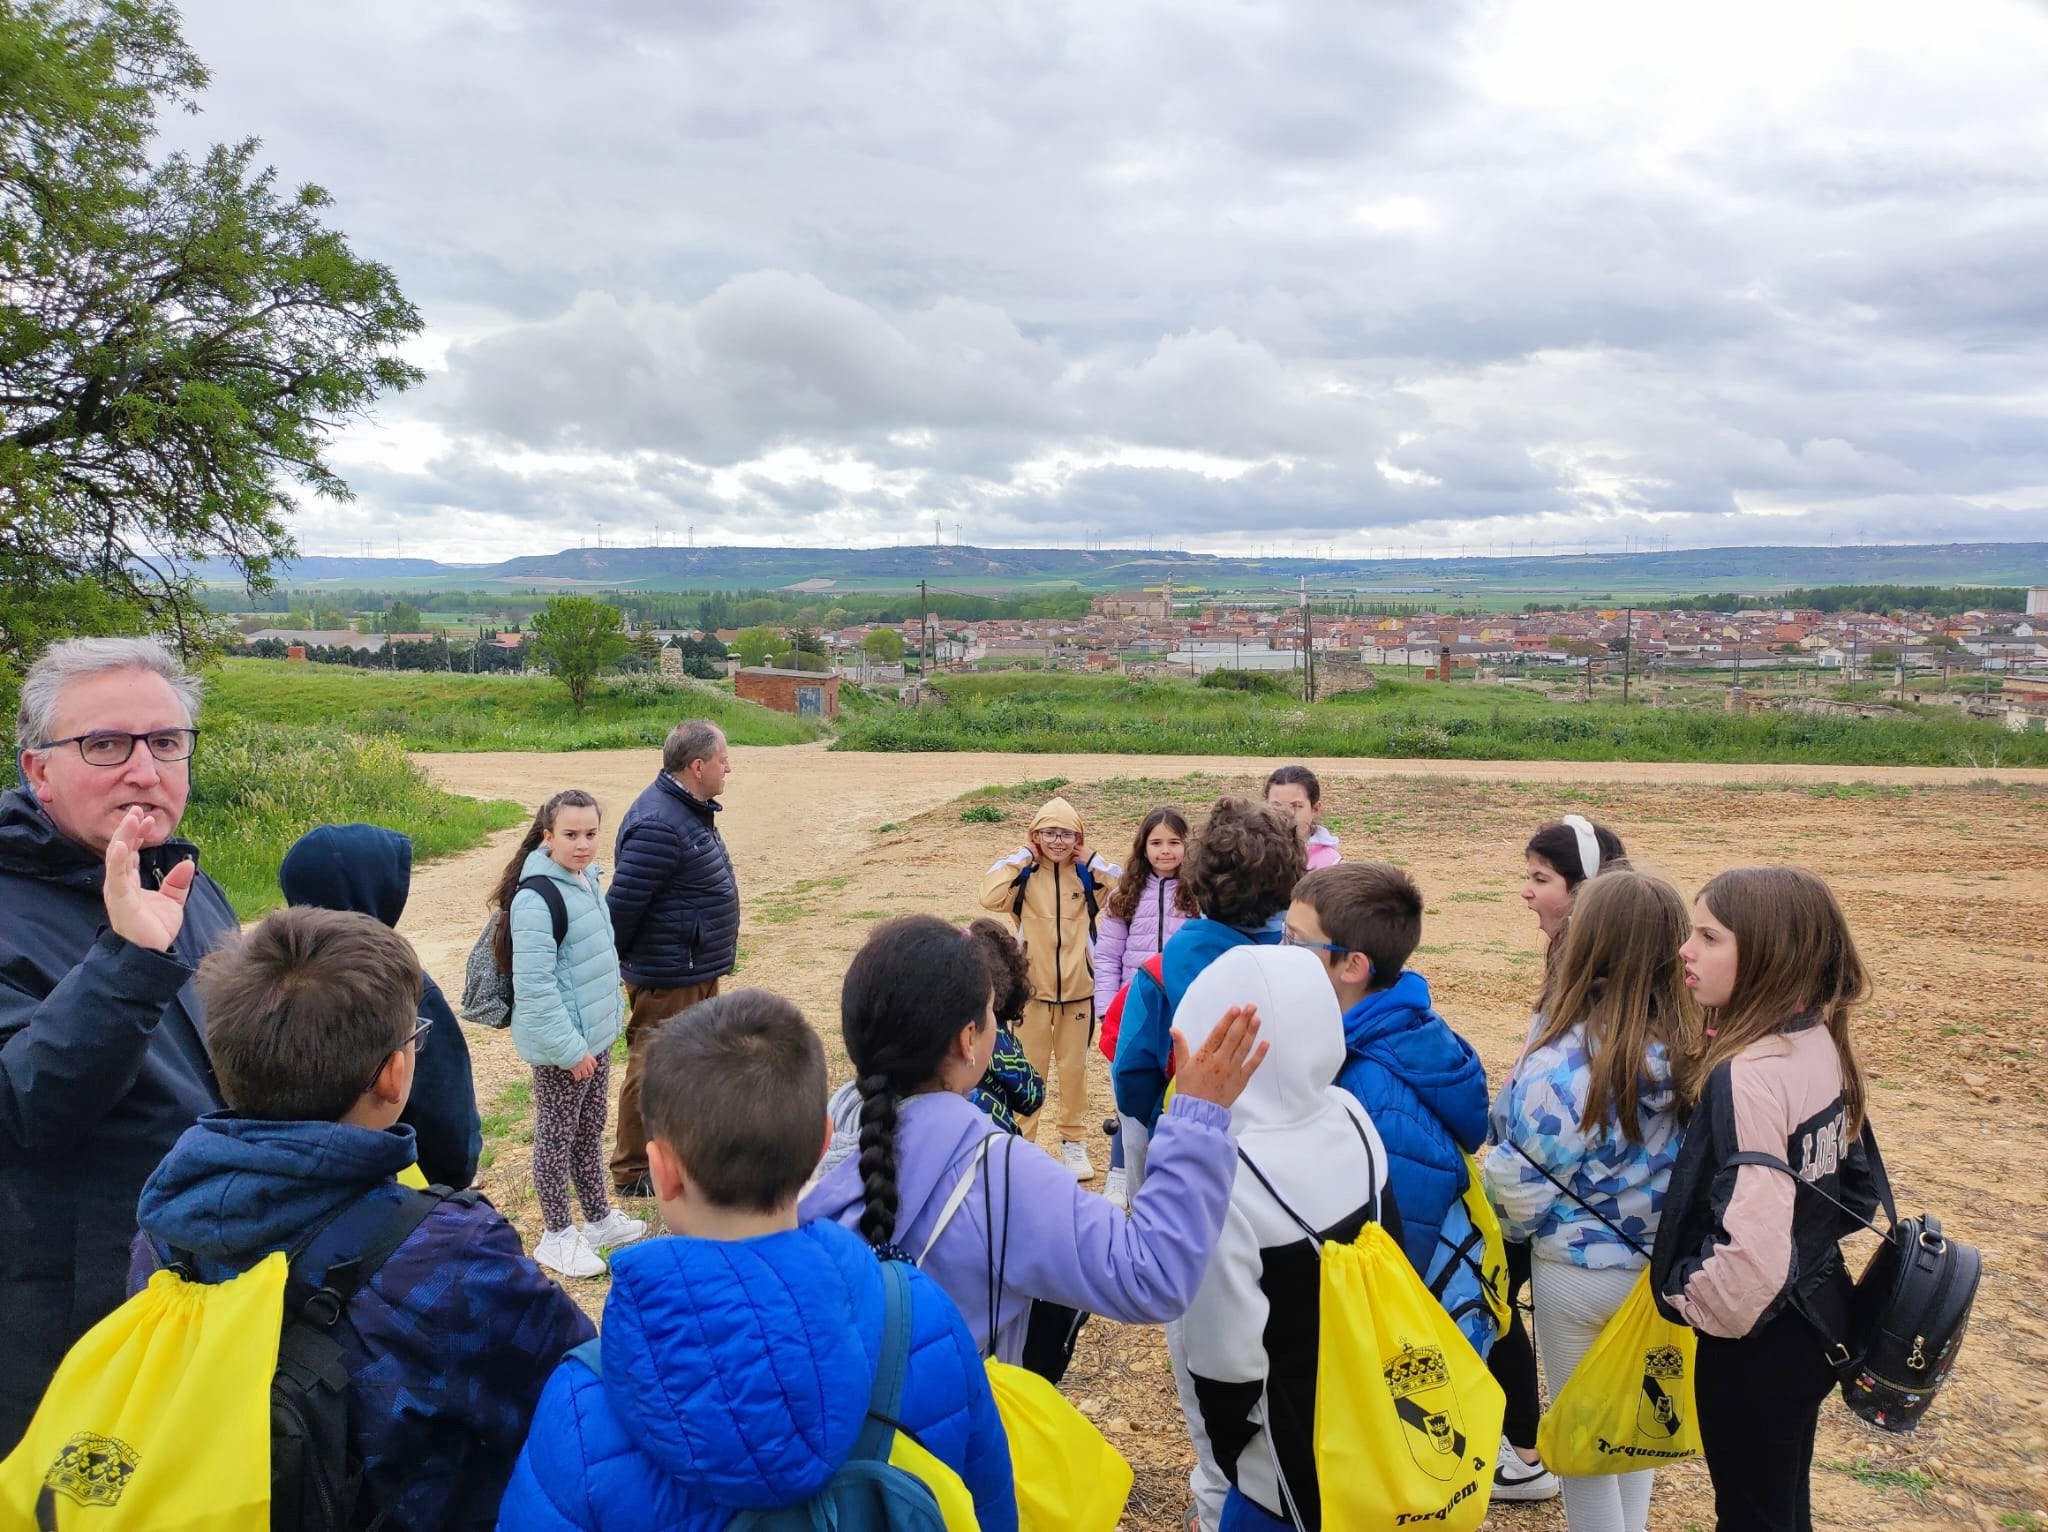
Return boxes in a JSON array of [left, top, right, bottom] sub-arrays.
[[1561, 814, 1601, 882]]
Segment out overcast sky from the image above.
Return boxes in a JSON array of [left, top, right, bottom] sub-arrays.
[[165, 0, 2048, 563]]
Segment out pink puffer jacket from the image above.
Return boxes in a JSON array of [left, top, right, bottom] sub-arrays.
[[1093, 874, 1192, 1016]]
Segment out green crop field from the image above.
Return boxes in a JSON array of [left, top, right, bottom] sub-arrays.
[[207, 659, 825, 751], [833, 672, 2048, 767]]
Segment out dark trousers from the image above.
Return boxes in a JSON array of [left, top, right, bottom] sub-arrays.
[[609, 978, 720, 1185], [1489, 1238, 1541, 1450], [1695, 1269, 1850, 1532]]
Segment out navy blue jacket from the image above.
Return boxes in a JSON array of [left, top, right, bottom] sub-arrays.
[[605, 775, 738, 989], [280, 823, 482, 1189], [498, 1220, 1017, 1531], [1335, 970, 1490, 1273], [0, 786, 238, 1451], [132, 1112, 593, 1531]]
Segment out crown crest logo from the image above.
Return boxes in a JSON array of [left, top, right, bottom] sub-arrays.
[[1643, 1345, 1686, 1380], [1383, 1343, 1450, 1397]]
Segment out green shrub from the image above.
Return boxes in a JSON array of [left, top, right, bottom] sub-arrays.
[[182, 720, 525, 916], [1200, 668, 1290, 696], [960, 804, 1008, 823]]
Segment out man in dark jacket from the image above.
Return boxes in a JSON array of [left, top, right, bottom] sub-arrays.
[[279, 822, 483, 1189], [0, 638, 238, 1451], [605, 718, 739, 1195]]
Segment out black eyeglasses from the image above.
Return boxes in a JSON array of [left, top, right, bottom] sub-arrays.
[[360, 1016, 434, 1098], [36, 729, 199, 767]]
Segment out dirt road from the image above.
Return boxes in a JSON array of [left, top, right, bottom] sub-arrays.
[[402, 744, 2048, 1531]]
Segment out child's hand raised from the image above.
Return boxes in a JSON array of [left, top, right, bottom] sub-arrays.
[[1170, 1006, 1268, 1110]]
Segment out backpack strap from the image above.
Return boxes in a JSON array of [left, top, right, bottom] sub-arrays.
[[1724, 1118, 1898, 1238], [1237, 1108, 1383, 1249], [1075, 860, 1100, 941], [1507, 1138, 1652, 1260], [1008, 864, 1033, 924], [516, 875, 570, 947], [284, 1185, 468, 1325], [916, 1136, 997, 1267], [850, 1259, 918, 1462]]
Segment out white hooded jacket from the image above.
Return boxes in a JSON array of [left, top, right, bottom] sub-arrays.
[[1177, 944, 1397, 1530]]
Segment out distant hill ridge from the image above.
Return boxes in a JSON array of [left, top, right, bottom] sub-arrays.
[[194, 541, 2048, 595]]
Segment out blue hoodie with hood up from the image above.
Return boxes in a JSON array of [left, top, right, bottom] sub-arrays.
[[279, 823, 482, 1188], [130, 1112, 593, 1530], [497, 1219, 1018, 1531], [1335, 969, 1496, 1351]]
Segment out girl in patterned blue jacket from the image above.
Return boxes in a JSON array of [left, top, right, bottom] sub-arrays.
[[1482, 868, 1700, 1532]]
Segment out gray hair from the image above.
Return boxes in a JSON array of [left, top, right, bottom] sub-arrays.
[[662, 718, 725, 775], [16, 638, 203, 757]]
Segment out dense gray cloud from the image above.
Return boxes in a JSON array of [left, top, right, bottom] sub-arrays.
[[163, 0, 2048, 559]]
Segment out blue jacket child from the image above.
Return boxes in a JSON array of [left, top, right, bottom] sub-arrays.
[[280, 823, 483, 1188], [498, 1220, 1019, 1531], [1336, 970, 1495, 1352], [1110, 914, 1284, 1134], [131, 1114, 593, 1530]]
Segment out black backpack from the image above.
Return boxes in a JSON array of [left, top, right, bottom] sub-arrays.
[[158, 1184, 477, 1530], [1730, 1125, 1978, 1433], [457, 875, 569, 1028], [1009, 859, 1100, 941]]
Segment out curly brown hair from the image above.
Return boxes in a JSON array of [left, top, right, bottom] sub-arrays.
[[966, 917, 1034, 1024], [1186, 796, 1305, 928]]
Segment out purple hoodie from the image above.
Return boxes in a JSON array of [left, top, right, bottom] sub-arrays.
[[1093, 873, 1193, 1017], [800, 1089, 1235, 1364]]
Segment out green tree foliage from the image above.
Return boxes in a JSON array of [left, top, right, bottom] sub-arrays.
[[0, 0, 422, 693], [528, 596, 628, 710], [732, 597, 784, 626], [732, 626, 780, 667], [382, 599, 423, 633], [862, 626, 904, 662]]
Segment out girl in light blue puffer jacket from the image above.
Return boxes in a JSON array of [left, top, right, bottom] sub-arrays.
[[492, 790, 644, 1278]]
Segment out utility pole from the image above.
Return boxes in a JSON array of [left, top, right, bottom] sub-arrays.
[[919, 578, 932, 675], [1300, 575, 1313, 701], [1621, 607, 1633, 705]]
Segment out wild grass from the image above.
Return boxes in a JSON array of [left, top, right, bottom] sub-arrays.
[[208, 658, 824, 751], [831, 672, 2048, 767], [183, 720, 526, 917]]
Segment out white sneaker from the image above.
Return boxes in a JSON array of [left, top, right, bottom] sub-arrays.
[[1492, 1436, 1560, 1502], [1061, 1140, 1095, 1182], [1103, 1166, 1130, 1210], [582, 1209, 647, 1251], [534, 1226, 606, 1279]]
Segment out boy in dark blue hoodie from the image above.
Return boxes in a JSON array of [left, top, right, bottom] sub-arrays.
[[280, 822, 482, 1188], [130, 906, 593, 1531], [1289, 863, 1497, 1354], [501, 989, 1017, 1532]]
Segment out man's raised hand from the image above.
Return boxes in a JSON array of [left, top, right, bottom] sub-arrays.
[[103, 807, 192, 953]]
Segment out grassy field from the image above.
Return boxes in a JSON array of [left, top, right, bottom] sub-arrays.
[[184, 721, 526, 917], [207, 659, 825, 750], [834, 671, 2048, 766]]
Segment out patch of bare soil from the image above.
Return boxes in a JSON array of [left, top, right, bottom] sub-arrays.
[[403, 746, 2048, 1530]]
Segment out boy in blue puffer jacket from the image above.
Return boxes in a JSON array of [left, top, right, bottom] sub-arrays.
[[500, 989, 1018, 1532], [1289, 863, 1497, 1355]]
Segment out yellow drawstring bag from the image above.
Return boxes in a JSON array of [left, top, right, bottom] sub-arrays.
[[983, 1360, 1131, 1532], [915, 1134, 1133, 1532], [1238, 1116, 1503, 1531], [1459, 1152, 1512, 1334], [1315, 1221, 1505, 1531], [0, 1254, 282, 1530], [1537, 1269, 1701, 1475]]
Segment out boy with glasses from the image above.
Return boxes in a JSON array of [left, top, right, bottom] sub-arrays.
[[127, 906, 591, 1530], [1288, 863, 1497, 1353]]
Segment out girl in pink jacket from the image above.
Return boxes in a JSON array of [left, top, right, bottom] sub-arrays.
[[1093, 806, 1198, 1208], [1266, 764, 1342, 869]]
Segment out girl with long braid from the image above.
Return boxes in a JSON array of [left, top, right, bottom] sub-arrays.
[[802, 915, 1265, 1372]]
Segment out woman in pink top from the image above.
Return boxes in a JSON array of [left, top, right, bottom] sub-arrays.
[[1265, 764, 1340, 868]]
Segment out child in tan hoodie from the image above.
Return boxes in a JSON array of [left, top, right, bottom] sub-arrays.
[[978, 796, 1120, 1179]]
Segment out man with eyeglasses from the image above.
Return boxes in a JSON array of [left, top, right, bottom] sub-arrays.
[[0, 637, 239, 1451]]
